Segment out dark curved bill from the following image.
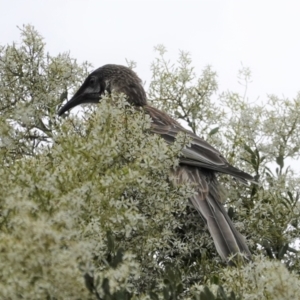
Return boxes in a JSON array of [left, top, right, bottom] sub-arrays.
[[58, 94, 100, 116], [58, 95, 82, 116]]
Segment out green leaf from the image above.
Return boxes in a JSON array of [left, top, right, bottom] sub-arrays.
[[163, 286, 170, 300], [208, 127, 219, 136], [177, 283, 183, 294], [278, 243, 289, 259], [210, 275, 220, 285], [150, 292, 159, 300], [60, 90, 68, 101], [276, 155, 284, 169], [200, 286, 216, 300], [107, 231, 115, 252], [244, 144, 255, 156], [227, 207, 234, 220]]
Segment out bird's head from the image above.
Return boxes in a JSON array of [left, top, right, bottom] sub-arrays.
[[58, 64, 147, 116]]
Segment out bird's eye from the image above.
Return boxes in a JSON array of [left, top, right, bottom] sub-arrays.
[[89, 77, 95, 86]]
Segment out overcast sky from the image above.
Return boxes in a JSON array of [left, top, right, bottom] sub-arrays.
[[1, 0, 300, 103]]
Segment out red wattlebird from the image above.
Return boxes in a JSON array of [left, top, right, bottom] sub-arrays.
[[58, 64, 254, 264]]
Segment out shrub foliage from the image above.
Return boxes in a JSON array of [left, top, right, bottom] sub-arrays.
[[0, 25, 300, 299]]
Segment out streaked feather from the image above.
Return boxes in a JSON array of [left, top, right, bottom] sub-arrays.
[[145, 105, 253, 262]]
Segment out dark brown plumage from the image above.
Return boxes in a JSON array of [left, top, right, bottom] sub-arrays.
[[58, 64, 254, 263]]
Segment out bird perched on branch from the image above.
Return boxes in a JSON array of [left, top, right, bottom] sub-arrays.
[[58, 64, 254, 264]]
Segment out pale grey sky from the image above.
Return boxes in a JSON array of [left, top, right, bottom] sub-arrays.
[[1, 0, 300, 102]]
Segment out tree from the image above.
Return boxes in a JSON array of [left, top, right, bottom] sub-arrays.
[[0, 25, 91, 161], [0, 25, 299, 300]]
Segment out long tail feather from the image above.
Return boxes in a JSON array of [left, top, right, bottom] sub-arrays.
[[190, 193, 251, 262], [174, 166, 252, 263]]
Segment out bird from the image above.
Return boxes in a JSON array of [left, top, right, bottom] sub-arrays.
[[58, 64, 254, 264]]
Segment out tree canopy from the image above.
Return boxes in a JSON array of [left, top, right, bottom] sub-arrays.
[[0, 25, 299, 300]]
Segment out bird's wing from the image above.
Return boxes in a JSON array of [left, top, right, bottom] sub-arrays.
[[145, 105, 253, 262], [149, 121, 254, 183]]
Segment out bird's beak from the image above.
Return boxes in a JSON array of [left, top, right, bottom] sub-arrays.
[[58, 86, 101, 116], [58, 93, 84, 116]]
